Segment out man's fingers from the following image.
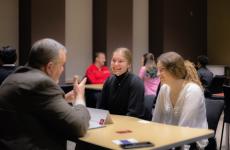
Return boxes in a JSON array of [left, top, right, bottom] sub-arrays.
[[80, 77, 87, 86], [73, 75, 79, 83]]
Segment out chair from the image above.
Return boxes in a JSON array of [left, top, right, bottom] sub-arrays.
[[59, 83, 73, 93], [143, 84, 161, 121], [205, 98, 224, 150], [209, 75, 226, 94], [152, 83, 161, 109], [144, 95, 156, 121], [220, 85, 230, 150], [205, 75, 226, 99], [85, 89, 102, 108]]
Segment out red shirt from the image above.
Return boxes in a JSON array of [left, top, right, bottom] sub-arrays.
[[85, 64, 110, 84]]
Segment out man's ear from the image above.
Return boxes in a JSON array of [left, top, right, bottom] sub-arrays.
[[44, 61, 54, 76]]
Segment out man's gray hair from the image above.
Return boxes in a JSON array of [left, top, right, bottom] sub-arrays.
[[28, 38, 66, 69]]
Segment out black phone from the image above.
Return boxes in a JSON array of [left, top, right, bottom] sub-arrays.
[[120, 141, 154, 149]]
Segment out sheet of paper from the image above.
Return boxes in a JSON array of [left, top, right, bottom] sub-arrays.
[[87, 107, 113, 129]]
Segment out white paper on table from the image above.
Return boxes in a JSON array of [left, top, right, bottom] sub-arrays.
[[87, 107, 113, 129]]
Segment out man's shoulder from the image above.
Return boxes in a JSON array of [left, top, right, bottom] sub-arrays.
[[86, 64, 97, 71], [7, 66, 53, 86], [130, 73, 141, 81], [0, 66, 10, 74], [198, 67, 210, 73], [16, 66, 47, 77], [87, 64, 96, 68], [101, 66, 109, 70], [104, 75, 115, 84], [0, 65, 16, 71], [129, 73, 144, 86]]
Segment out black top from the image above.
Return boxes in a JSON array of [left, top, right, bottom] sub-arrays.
[[0, 65, 17, 85], [98, 72, 145, 118]]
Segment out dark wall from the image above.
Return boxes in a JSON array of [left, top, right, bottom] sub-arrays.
[[149, 0, 164, 58], [31, 0, 65, 45], [19, 0, 65, 65], [19, 0, 31, 65], [19, 0, 65, 82], [107, 0, 133, 62], [208, 0, 230, 65], [93, 0, 107, 62], [149, 0, 207, 61], [93, 0, 133, 63]]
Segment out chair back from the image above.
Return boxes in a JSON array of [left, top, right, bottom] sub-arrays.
[[205, 99, 224, 132], [223, 85, 230, 123], [153, 83, 161, 109], [144, 95, 155, 120], [59, 83, 73, 93], [208, 75, 226, 94], [205, 99, 224, 150]]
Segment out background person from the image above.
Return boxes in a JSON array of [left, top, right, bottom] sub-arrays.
[[0, 46, 18, 85], [84, 52, 110, 107], [152, 52, 208, 149], [196, 55, 213, 88], [138, 52, 160, 96], [85, 52, 110, 84], [98, 48, 145, 118]]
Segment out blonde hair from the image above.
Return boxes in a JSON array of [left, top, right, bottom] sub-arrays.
[[113, 47, 132, 64], [184, 60, 202, 88]]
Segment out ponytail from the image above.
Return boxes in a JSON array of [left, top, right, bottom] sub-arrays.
[[184, 60, 203, 88]]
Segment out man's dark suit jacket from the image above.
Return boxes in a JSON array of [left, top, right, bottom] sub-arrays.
[[0, 65, 17, 85], [0, 66, 90, 150]]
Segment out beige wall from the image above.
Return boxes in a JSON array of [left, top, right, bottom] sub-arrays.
[[2, 0, 229, 78], [208, 0, 230, 65], [0, 0, 18, 60], [132, 0, 148, 74], [65, 0, 92, 80]]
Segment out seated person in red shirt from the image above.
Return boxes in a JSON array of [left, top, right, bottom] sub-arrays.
[[85, 52, 110, 84]]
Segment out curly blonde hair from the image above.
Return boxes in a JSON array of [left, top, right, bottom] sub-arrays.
[[184, 60, 202, 88]]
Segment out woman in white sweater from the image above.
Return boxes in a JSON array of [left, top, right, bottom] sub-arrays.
[[152, 52, 208, 150]]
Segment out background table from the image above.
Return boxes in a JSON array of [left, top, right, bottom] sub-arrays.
[[85, 84, 103, 90]]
